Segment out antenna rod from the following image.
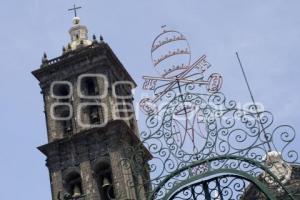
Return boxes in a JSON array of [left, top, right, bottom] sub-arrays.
[[235, 52, 272, 152]]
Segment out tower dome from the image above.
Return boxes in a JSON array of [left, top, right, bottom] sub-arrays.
[[67, 16, 92, 51]]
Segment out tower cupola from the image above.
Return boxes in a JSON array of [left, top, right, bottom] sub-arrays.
[[68, 16, 92, 51]]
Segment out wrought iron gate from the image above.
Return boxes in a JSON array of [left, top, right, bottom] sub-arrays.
[[121, 29, 299, 200]]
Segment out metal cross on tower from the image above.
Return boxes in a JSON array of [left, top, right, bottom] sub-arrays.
[[68, 4, 82, 17]]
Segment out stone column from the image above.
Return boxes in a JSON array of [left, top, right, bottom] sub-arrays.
[[50, 170, 63, 200], [109, 142, 137, 200], [80, 161, 101, 200], [44, 89, 62, 142]]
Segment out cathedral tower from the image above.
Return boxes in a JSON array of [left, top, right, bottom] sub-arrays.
[[32, 11, 150, 200]]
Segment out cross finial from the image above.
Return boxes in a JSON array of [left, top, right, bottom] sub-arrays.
[[68, 4, 82, 17]]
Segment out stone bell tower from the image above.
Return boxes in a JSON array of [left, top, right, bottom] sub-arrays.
[[32, 9, 150, 200]]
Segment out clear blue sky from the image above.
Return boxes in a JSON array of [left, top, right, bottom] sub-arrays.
[[0, 0, 300, 199]]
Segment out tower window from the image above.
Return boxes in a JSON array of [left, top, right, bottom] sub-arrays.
[[78, 103, 106, 128], [53, 84, 70, 97], [51, 82, 72, 102], [114, 83, 134, 120], [62, 119, 72, 136], [94, 162, 115, 200], [113, 81, 134, 99], [78, 74, 108, 99], [117, 99, 126, 118], [53, 105, 73, 136], [80, 77, 99, 96], [89, 105, 103, 124], [116, 99, 134, 120], [54, 105, 71, 118], [64, 172, 84, 198]]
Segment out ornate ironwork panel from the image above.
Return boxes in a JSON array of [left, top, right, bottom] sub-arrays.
[[121, 29, 299, 200]]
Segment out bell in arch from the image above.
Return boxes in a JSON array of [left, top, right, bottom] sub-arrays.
[[65, 120, 72, 132], [90, 107, 100, 124], [102, 177, 111, 188], [91, 111, 99, 122], [102, 177, 115, 200], [72, 184, 82, 198]]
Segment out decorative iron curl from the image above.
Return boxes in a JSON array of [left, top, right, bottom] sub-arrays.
[[124, 90, 299, 199]]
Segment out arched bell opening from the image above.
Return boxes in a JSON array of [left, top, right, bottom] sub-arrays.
[[80, 104, 104, 126], [80, 76, 99, 96], [53, 105, 73, 137], [94, 161, 116, 200], [64, 171, 84, 198], [88, 105, 101, 125], [52, 83, 71, 102]]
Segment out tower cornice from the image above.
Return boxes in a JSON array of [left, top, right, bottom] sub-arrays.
[[32, 42, 137, 88], [38, 120, 151, 172]]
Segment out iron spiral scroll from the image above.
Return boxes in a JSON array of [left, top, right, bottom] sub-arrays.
[[120, 29, 299, 200]]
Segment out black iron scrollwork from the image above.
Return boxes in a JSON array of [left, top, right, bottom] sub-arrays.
[[122, 29, 299, 200]]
